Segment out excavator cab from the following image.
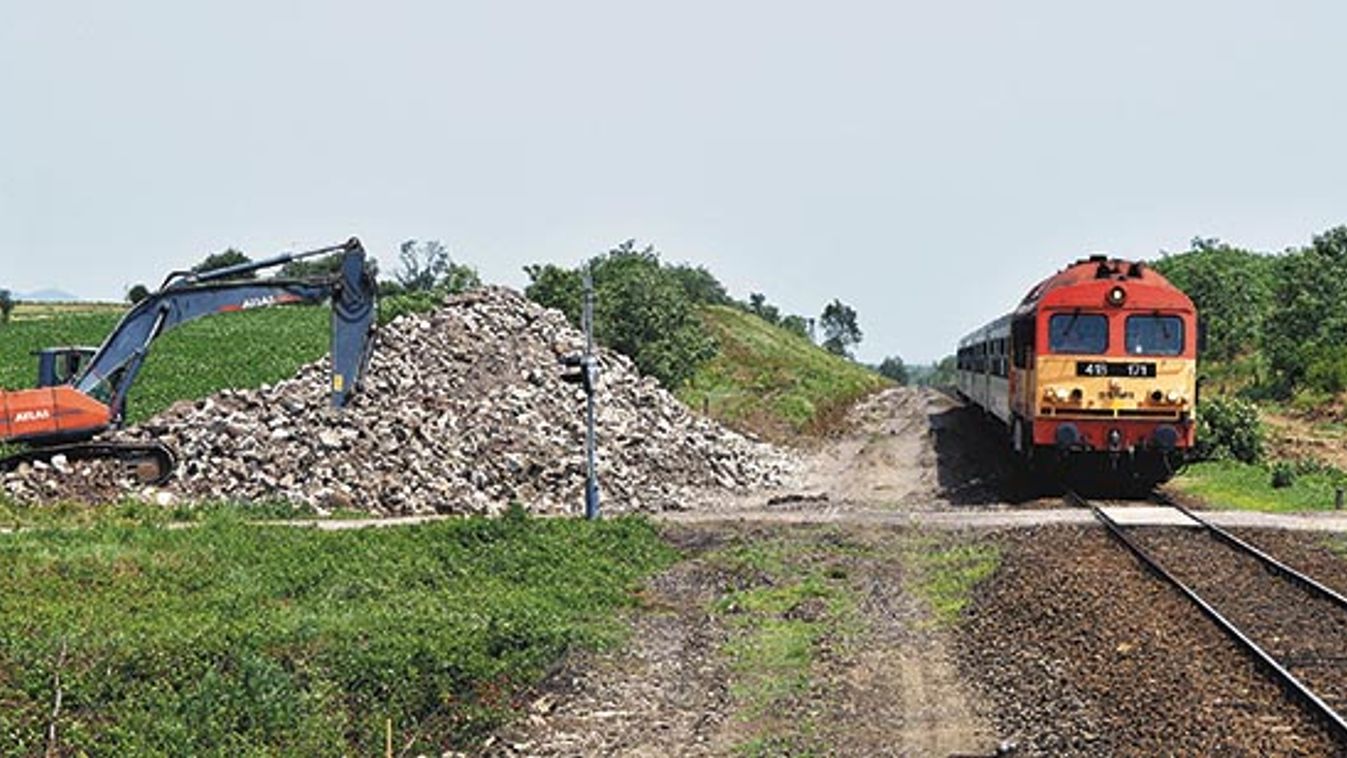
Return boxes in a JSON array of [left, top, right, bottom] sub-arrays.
[[34, 347, 98, 388]]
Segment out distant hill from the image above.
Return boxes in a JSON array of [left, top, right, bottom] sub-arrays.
[[17, 288, 80, 302], [677, 304, 890, 440]]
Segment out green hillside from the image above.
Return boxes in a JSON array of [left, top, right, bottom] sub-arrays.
[[677, 305, 889, 440]]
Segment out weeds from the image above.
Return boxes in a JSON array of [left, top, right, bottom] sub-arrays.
[[906, 537, 1000, 626], [707, 532, 863, 754]]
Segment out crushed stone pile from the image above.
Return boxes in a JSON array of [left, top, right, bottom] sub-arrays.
[[3, 287, 797, 515]]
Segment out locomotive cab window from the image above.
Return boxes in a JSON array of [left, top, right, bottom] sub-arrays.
[[1048, 313, 1108, 354], [1125, 315, 1184, 356]]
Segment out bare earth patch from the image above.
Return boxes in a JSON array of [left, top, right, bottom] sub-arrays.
[[488, 523, 999, 757]]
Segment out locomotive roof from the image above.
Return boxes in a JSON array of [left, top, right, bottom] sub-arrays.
[[958, 254, 1195, 346], [1016, 255, 1190, 312]]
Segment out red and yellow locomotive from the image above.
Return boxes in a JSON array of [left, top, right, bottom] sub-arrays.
[[956, 255, 1198, 484]]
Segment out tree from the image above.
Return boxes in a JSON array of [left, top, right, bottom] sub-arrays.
[[127, 284, 150, 304], [395, 239, 449, 292], [279, 252, 379, 281], [820, 299, 862, 358], [745, 292, 781, 325], [1152, 238, 1274, 362], [523, 263, 584, 321], [668, 264, 731, 305], [0, 289, 12, 323], [921, 355, 957, 387], [878, 356, 909, 385], [193, 248, 254, 279], [396, 239, 479, 293], [524, 240, 717, 387], [779, 314, 811, 340], [1264, 226, 1347, 394]]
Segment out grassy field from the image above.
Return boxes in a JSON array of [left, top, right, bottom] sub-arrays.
[[677, 305, 890, 440], [1170, 460, 1347, 512], [1, 306, 331, 424], [0, 509, 676, 755]]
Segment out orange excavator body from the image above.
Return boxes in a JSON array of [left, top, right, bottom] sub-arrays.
[[0, 387, 113, 443]]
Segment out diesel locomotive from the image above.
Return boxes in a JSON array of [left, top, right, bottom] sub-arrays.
[[956, 254, 1198, 484]]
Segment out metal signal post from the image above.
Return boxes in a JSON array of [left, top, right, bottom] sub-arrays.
[[581, 267, 600, 519], [559, 267, 600, 518]]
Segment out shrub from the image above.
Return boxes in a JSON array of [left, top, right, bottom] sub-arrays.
[[1306, 350, 1347, 395], [1270, 461, 1296, 489], [1195, 395, 1264, 464]]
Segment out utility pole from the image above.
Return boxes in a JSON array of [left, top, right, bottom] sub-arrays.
[[561, 267, 601, 519]]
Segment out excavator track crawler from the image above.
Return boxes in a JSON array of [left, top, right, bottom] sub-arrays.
[[1, 441, 178, 486]]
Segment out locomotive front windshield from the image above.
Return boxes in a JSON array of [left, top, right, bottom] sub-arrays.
[[1048, 313, 1108, 353], [1126, 315, 1184, 356]]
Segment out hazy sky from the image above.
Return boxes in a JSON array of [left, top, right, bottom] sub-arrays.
[[4, 1, 1346, 363]]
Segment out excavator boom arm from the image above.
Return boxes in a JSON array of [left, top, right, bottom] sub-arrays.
[[72, 237, 377, 423]]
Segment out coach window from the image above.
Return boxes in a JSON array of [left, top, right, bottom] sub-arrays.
[[1125, 315, 1184, 356], [1012, 317, 1034, 368], [1048, 313, 1108, 354]]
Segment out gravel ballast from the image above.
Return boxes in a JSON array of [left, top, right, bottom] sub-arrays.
[[958, 526, 1341, 756]]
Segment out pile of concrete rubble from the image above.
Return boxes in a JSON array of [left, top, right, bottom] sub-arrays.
[[3, 288, 796, 515]]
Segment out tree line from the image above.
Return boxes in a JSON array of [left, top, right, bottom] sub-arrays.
[[1152, 226, 1347, 401]]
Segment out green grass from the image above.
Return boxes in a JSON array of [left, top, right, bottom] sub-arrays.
[[0, 510, 676, 755], [677, 305, 889, 439], [906, 538, 1000, 626], [1170, 459, 1347, 512]]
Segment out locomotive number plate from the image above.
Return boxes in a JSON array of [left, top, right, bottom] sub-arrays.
[[1076, 361, 1157, 378]]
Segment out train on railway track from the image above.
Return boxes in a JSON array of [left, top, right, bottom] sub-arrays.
[[956, 254, 1199, 486]]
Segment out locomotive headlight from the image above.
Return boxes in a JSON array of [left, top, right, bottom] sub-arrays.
[[1043, 387, 1072, 403], [1166, 390, 1180, 403], [1106, 286, 1127, 307]]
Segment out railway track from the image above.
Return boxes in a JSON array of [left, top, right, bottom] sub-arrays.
[[1069, 490, 1347, 744]]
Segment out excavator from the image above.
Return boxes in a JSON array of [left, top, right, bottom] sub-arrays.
[[0, 237, 378, 484]]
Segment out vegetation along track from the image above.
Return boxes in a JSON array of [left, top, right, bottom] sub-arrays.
[[1071, 490, 1347, 745]]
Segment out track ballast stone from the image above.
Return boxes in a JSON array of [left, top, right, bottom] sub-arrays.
[[5, 288, 796, 515]]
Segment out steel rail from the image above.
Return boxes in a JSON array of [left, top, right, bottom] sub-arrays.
[[1071, 492, 1347, 742], [1151, 492, 1347, 613]]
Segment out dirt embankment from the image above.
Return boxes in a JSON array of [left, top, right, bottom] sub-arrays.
[[1264, 410, 1347, 472]]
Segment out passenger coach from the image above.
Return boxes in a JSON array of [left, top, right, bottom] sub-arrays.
[[956, 255, 1198, 484]]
